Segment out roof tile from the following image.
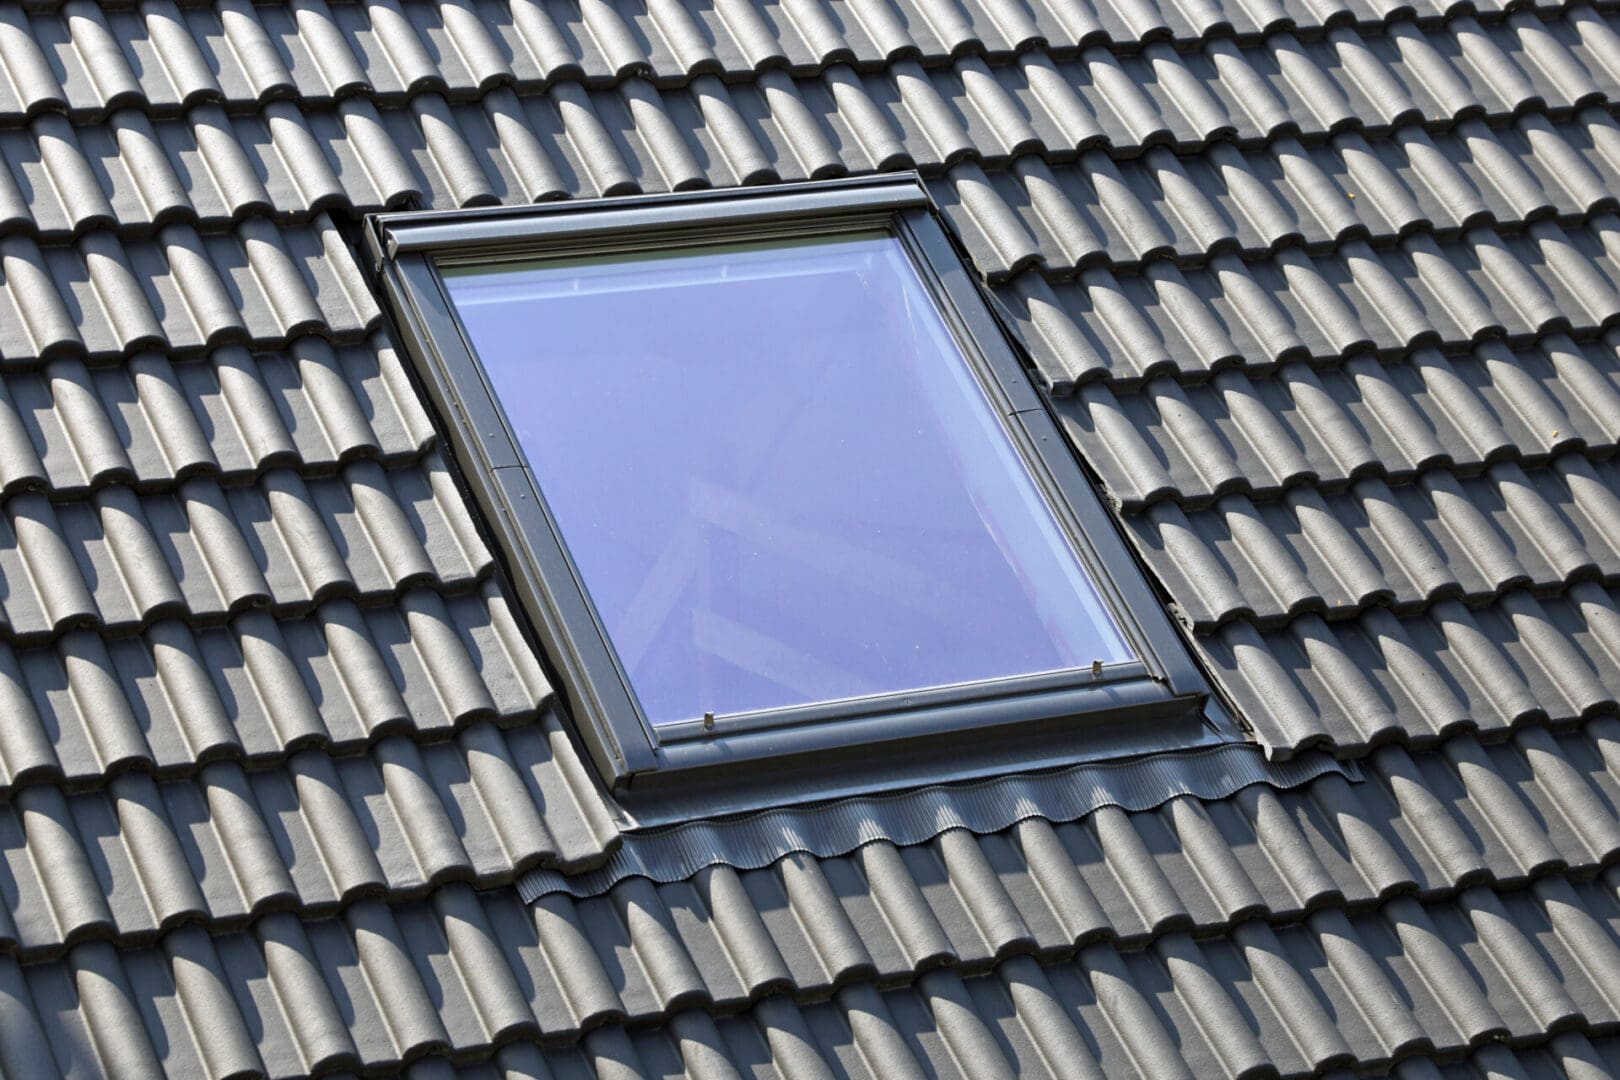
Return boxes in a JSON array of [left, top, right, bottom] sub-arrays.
[[13, 874, 1620, 1076], [0, 577, 567, 788], [0, 0, 1616, 1072]]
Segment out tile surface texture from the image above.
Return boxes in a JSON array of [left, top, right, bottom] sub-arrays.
[[1, 0, 1619, 1076]]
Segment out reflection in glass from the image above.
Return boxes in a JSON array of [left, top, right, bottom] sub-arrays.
[[446, 234, 1129, 728]]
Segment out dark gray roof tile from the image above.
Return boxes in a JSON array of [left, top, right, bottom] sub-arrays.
[[1204, 580, 1620, 752], [0, 454, 487, 641], [0, 6, 65, 120], [1061, 334, 1620, 506], [11, 877, 1620, 1077], [0, 217, 381, 366], [1127, 455, 1620, 630], [0, 577, 565, 793]]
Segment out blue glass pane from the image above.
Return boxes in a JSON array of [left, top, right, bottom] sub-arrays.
[[445, 234, 1129, 728]]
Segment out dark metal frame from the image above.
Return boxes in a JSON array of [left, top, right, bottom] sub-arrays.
[[367, 174, 1236, 818]]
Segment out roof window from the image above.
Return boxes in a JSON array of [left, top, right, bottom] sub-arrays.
[[368, 176, 1233, 814]]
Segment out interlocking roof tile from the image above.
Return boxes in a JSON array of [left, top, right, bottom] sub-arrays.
[[0, 453, 488, 640], [0, 334, 438, 494], [0, 0, 1615, 1074], [1061, 333, 1620, 506], [0, 217, 380, 366], [0, 578, 558, 786], [6, 872, 1620, 1076]]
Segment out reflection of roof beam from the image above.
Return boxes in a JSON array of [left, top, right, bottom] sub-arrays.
[[611, 518, 704, 670], [607, 475, 973, 677], [692, 609, 881, 703], [688, 476, 969, 623]]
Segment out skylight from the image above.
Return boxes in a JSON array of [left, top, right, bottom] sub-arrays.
[[443, 234, 1129, 730], [369, 175, 1226, 804]]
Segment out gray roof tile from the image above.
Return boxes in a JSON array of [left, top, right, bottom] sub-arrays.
[[0, 218, 381, 365], [7, 874, 1620, 1076], [0, 715, 614, 959], [0, 0, 1616, 1074], [1060, 334, 1620, 507], [0, 579, 562, 788], [0, 454, 488, 640]]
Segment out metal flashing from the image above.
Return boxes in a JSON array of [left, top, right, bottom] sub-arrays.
[[518, 743, 1355, 901]]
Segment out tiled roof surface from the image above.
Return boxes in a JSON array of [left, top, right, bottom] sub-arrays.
[[1, 0, 1619, 1076]]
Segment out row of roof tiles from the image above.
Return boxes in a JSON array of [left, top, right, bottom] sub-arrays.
[[5, 11, 1620, 163], [8, 708, 1615, 961], [0, 0, 1612, 120], [0, 505, 1601, 782], [1063, 333, 1620, 508], [0, 335, 435, 497], [3, 873, 1616, 1078], [0, 714, 617, 961], [15, 100, 1620, 307], [999, 221, 1620, 389], [2, 342, 1615, 640], [384, 1027, 1620, 1080], [10, 195, 1620, 378], [15, 85, 1620, 396], [0, 215, 378, 365], [9, 324, 1609, 519], [9, 87, 1620, 268], [0, 450, 489, 642], [0, 578, 557, 792], [1206, 578, 1620, 751], [6, 0, 1598, 114], [12, 67, 1620, 389], [1138, 452, 1620, 629], [942, 115, 1620, 268]]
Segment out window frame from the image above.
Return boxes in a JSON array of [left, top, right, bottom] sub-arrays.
[[367, 175, 1235, 812]]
